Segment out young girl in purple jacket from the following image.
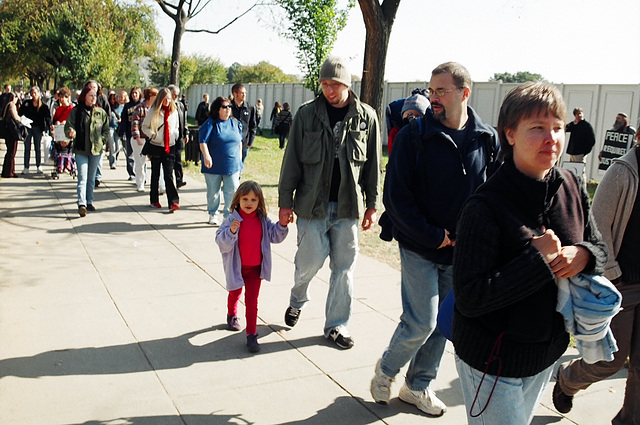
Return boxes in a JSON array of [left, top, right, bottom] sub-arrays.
[[215, 181, 289, 353]]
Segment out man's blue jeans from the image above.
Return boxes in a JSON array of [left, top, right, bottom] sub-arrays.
[[75, 153, 100, 207], [290, 202, 358, 337], [203, 172, 239, 218], [456, 355, 554, 425], [380, 245, 452, 391]]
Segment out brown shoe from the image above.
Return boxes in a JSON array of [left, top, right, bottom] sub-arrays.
[[552, 380, 573, 414], [78, 206, 87, 217]]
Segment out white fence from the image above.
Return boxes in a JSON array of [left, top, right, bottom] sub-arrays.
[[187, 81, 640, 182]]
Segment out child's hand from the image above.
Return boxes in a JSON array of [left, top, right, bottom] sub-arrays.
[[279, 207, 294, 226], [230, 219, 240, 234], [278, 214, 290, 227]]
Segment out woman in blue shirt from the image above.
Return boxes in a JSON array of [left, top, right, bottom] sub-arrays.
[[199, 96, 243, 225]]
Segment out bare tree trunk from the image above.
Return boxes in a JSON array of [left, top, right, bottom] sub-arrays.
[[357, 0, 400, 123], [360, 29, 390, 122], [170, 23, 185, 85]]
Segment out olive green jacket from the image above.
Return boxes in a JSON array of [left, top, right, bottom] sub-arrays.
[[278, 91, 381, 220], [65, 106, 109, 156]]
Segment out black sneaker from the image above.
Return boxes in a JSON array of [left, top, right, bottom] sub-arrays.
[[328, 328, 354, 349], [284, 306, 301, 327], [552, 380, 573, 413], [86, 204, 96, 212], [247, 334, 260, 353]]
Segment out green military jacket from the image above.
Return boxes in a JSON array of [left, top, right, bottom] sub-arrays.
[[278, 91, 381, 220], [65, 106, 109, 156]]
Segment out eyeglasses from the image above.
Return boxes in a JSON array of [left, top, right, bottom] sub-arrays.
[[220, 105, 232, 109], [427, 87, 462, 97]]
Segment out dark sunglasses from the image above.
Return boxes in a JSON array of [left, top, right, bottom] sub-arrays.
[[220, 105, 231, 109]]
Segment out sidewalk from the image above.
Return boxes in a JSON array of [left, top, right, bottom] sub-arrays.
[[0, 145, 628, 425]]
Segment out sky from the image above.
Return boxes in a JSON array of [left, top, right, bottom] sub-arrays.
[[153, 0, 640, 85]]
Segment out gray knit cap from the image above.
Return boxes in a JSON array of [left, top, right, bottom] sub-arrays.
[[319, 56, 351, 87], [401, 94, 430, 116]]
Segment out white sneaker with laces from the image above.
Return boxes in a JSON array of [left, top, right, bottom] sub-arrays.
[[208, 213, 219, 225], [37, 166, 44, 174], [22, 168, 29, 175], [398, 382, 446, 416], [370, 359, 394, 404]]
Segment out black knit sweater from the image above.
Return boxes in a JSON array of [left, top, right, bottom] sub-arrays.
[[452, 159, 607, 378]]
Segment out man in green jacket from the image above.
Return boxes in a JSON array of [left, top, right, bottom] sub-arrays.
[[278, 56, 381, 349]]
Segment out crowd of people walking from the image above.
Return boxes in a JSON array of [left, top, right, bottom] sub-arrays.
[[1, 56, 639, 425]]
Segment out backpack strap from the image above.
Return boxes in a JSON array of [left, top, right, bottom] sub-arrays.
[[408, 118, 423, 173]]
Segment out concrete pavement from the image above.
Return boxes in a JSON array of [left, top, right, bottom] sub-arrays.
[[0, 145, 628, 425]]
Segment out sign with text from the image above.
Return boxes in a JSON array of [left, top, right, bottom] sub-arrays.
[[599, 130, 635, 171]]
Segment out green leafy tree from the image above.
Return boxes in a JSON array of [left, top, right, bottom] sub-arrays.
[[150, 54, 225, 88], [149, 55, 195, 88], [233, 61, 299, 84], [276, 0, 355, 95], [489, 71, 545, 83], [227, 62, 243, 84], [0, 0, 159, 88], [192, 56, 228, 84]]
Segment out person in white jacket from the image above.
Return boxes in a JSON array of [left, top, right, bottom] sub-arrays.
[[142, 88, 180, 212]]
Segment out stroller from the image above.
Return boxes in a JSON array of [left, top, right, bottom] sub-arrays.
[[50, 140, 76, 179]]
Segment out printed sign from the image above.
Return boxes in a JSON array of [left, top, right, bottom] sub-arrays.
[[599, 130, 635, 171], [53, 124, 67, 142]]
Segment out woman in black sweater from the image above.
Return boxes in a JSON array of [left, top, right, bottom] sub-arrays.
[[452, 82, 607, 425], [18, 86, 51, 174]]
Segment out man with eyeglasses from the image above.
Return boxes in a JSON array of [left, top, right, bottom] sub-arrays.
[[278, 56, 381, 350], [230, 83, 257, 163], [371, 62, 499, 416]]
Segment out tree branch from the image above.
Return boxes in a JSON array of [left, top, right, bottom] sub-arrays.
[[156, 0, 178, 19], [189, 0, 214, 19], [185, 1, 263, 32]]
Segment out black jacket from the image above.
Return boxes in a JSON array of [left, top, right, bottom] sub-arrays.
[[231, 101, 257, 148], [195, 101, 209, 126], [566, 119, 596, 155], [382, 107, 499, 265], [452, 160, 607, 377], [18, 99, 51, 130]]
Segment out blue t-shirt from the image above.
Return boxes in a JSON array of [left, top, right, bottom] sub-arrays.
[[199, 117, 243, 175]]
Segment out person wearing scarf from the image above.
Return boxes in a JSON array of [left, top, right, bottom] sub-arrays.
[[64, 87, 108, 217], [142, 88, 180, 212]]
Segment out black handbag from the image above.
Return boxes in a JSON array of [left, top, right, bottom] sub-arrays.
[[8, 119, 27, 141], [141, 137, 151, 156]]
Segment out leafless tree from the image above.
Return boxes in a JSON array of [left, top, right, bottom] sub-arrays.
[[357, 0, 401, 120], [155, 0, 262, 84]]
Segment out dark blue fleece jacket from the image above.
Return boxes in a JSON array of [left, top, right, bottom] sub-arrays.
[[383, 106, 499, 265]]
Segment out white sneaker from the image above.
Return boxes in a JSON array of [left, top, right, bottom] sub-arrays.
[[370, 359, 394, 404], [398, 383, 446, 416], [208, 213, 220, 225], [36, 166, 44, 174], [22, 168, 29, 175]]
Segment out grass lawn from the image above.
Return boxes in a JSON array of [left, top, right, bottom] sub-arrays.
[[183, 128, 601, 275], [182, 132, 401, 271]]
